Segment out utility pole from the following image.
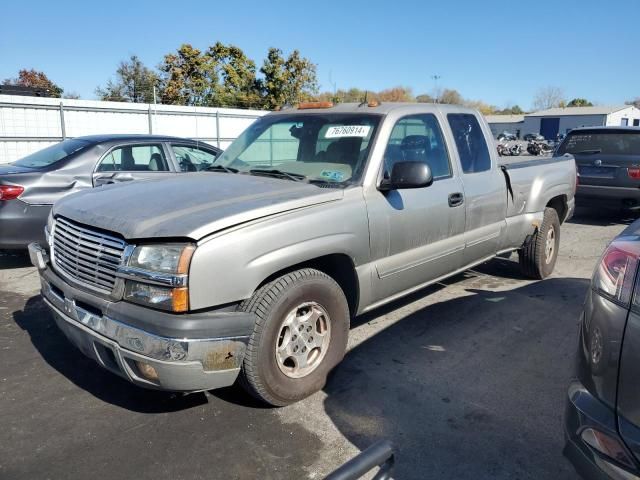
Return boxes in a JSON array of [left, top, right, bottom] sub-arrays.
[[431, 74, 441, 103]]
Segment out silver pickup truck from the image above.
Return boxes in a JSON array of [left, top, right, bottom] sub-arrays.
[[29, 102, 576, 406]]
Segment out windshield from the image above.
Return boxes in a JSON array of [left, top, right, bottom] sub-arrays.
[[11, 139, 90, 169], [213, 113, 382, 184], [557, 130, 640, 155]]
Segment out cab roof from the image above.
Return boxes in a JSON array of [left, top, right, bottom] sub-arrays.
[[268, 102, 478, 116]]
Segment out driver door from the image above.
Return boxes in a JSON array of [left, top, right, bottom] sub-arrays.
[[366, 113, 466, 303]]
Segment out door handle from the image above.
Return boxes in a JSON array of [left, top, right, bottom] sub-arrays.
[[448, 192, 464, 207]]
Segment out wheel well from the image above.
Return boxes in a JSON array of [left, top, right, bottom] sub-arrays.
[[546, 195, 568, 224], [257, 254, 359, 317]]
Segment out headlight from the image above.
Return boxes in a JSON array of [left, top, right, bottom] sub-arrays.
[[129, 244, 194, 274], [121, 243, 195, 312]]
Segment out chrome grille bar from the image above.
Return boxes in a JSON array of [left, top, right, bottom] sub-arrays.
[[52, 216, 126, 292]]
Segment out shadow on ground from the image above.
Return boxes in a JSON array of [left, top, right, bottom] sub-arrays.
[[568, 206, 639, 227], [323, 271, 587, 480], [12, 294, 209, 413], [0, 250, 31, 270]]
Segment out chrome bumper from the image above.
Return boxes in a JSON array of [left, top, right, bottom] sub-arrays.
[[29, 242, 249, 392]]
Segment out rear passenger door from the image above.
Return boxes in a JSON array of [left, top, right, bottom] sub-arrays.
[[446, 113, 507, 265], [93, 143, 175, 186]]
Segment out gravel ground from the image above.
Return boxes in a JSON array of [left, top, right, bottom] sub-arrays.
[[0, 206, 634, 480]]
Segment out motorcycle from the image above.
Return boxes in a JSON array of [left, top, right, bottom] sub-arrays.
[[497, 142, 522, 156], [527, 140, 554, 156]]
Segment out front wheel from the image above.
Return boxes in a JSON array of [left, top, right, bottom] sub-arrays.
[[238, 268, 349, 406], [519, 207, 560, 279]]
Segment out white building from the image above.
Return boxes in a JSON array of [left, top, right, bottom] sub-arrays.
[[486, 105, 640, 140]]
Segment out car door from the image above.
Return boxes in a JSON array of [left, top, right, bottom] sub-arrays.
[[92, 142, 175, 186], [446, 113, 507, 266], [366, 113, 466, 302], [168, 143, 221, 172]]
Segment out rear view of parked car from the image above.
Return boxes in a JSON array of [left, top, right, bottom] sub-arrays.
[[565, 220, 640, 478], [557, 127, 640, 211], [0, 135, 221, 249]]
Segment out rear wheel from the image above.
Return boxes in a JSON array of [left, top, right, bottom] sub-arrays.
[[519, 207, 560, 279], [238, 268, 349, 406]]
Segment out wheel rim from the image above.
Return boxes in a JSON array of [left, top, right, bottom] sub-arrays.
[[275, 302, 332, 379], [544, 226, 556, 264]]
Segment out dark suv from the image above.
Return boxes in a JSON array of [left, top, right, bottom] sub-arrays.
[[565, 219, 640, 479], [557, 127, 640, 210]]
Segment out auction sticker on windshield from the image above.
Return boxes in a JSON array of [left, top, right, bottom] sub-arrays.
[[325, 125, 371, 138]]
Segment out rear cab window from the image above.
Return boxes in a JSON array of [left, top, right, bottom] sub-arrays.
[[447, 113, 492, 173], [97, 144, 169, 172]]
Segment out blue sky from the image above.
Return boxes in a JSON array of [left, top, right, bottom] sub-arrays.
[[1, 0, 637, 109]]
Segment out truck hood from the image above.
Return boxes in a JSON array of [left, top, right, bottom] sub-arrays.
[[53, 173, 343, 240]]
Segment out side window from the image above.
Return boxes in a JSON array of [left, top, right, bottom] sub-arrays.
[[447, 114, 491, 174], [171, 144, 219, 172], [383, 114, 451, 179], [97, 144, 168, 172]]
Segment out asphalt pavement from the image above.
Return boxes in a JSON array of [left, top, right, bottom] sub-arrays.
[[0, 207, 634, 480]]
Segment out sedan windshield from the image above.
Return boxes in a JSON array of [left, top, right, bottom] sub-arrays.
[[557, 130, 640, 155], [212, 113, 382, 184], [11, 138, 90, 169]]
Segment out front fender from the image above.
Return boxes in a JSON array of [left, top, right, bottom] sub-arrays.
[[188, 190, 370, 310]]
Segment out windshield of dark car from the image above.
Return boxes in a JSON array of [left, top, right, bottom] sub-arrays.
[[10, 139, 90, 169], [557, 130, 640, 155], [212, 113, 382, 184]]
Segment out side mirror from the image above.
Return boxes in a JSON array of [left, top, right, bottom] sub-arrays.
[[379, 161, 433, 191]]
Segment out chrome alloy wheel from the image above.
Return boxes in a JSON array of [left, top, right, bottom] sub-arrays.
[[545, 225, 556, 264], [275, 302, 331, 379]]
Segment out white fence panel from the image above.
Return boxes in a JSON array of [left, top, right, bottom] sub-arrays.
[[0, 95, 267, 163]]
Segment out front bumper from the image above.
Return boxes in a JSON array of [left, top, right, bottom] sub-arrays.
[[577, 185, 640, 210], [564, 380, 640, 480], [29, 242, 255, 392]]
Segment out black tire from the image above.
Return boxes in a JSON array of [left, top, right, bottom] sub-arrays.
[[238, 268, 349, 406], [519, 207, 560, 279]]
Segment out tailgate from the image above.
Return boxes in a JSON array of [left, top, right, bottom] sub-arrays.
[[575, 153, 640, 188]]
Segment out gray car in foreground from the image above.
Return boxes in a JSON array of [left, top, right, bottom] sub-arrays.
[[29, 102, 577, 405], [0, 134, 221, 249], [565, 220, 640, 479], [557, 126, 640, 210]]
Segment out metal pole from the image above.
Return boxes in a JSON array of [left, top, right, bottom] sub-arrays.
[[148, 105, 153, 134], [215, 111, 220, 148], [59, 102, 66, 139]]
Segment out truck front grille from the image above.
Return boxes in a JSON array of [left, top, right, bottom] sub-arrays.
[[52, 217, 125, 292]]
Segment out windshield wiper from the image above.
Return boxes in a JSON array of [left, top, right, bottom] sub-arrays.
[[206, 165, 239, 173], [574, 148, 602, 155], [249, 168, 307, 182]]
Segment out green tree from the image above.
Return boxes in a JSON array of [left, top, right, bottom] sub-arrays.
[[566, 98, 593, 107], [438, 88, 464, 105], [96, 55, 159, 103], [260, 48, 318, 109], [159, 44, 217, 106], [416, 93, 435, 103], [207, 42, 261, 108], [376, 86, 415, 102], [3, 69, 63, 97]]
